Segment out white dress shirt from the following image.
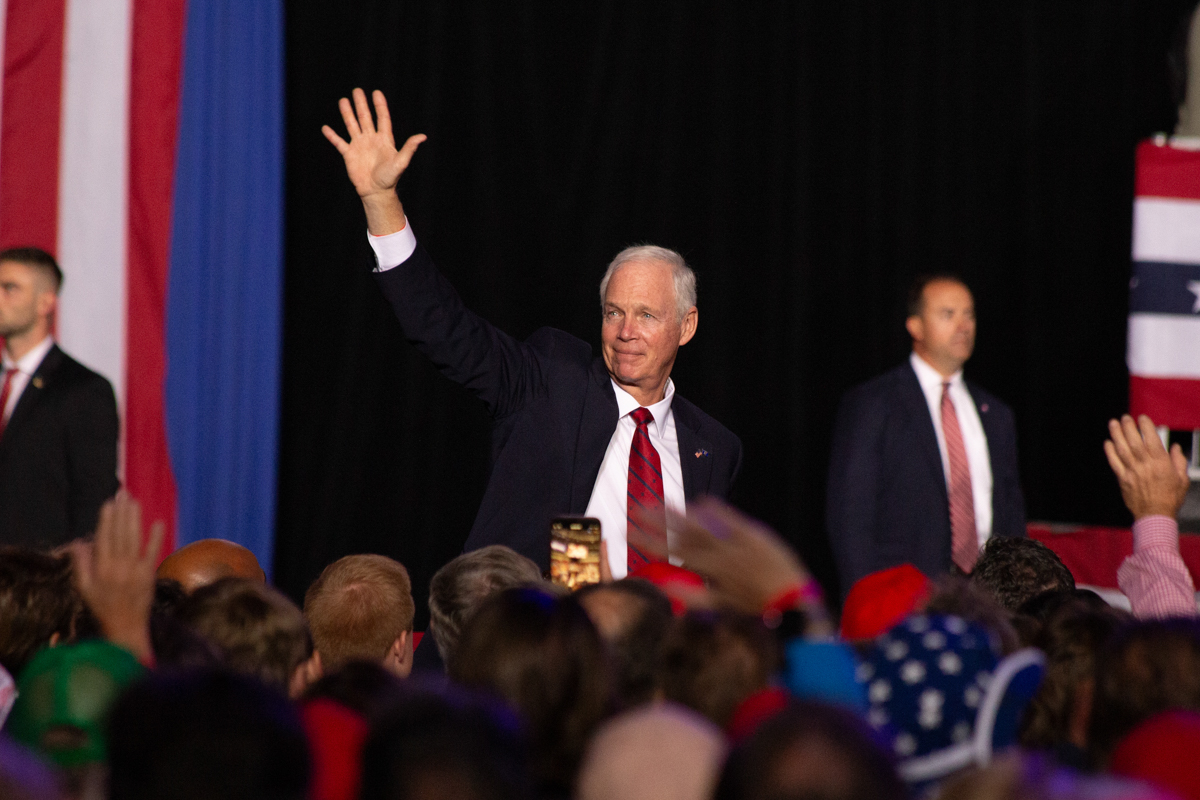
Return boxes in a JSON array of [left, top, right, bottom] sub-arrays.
[[909, 352, 994, 547], [367, 222, 688, 578], [584, 380, 686, 579], [2, 335, 55, 424]]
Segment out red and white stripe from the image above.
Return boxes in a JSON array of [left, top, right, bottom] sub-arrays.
[[0, 0, 184, 548]]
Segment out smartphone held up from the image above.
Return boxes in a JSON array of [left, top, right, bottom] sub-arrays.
[[549, 516, 602, 590]]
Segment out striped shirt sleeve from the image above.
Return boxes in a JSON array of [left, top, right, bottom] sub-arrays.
[[1117, 515, 1198, 619]]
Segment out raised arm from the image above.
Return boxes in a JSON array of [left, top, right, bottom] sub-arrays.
[[1105, 414, 1197, 618], [322, 88, 426, 236]]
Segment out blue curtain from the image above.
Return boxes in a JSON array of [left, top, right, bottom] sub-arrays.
[[166, 0, 283, 577]]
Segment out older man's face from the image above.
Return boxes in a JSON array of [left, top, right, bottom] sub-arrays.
[[601, 259, 696, 404]]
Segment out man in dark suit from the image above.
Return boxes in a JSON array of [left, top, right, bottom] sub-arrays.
[[826, 275, 1025, 593], [0, 247, 119, 549], [324, 89, 740, 575]]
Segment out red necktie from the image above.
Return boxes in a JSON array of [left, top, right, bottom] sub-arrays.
[[626, 407, 666, 572], [941, 382, 978, 573], [0, 367, 16, 439]]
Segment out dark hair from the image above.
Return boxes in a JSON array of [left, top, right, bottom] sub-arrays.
[[1018, 598, 1128, 751], [923, 574, 1020, 654], [906, 274, 968, 317], [575, 578, 673, 708], [0, 547, 83, 677], [107, 669, 309, 800], [449, 587, 611, 795], [660, 610, 780, 729], [359, 682, 532, 800], [1089, 617, 1200, 766], [304, 554, 415, 672], [180, 578, 312, 692], [0, 247, 62, 291], [971, 537, 1075, 613], [716, 700, 907, 800]]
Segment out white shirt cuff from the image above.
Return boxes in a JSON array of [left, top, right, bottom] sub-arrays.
[[368, 219, 417, 272]]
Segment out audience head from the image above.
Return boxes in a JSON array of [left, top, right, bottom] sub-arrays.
[[304, 660, 407, 716], [905, 274, 974, 376], [840, 564, 933, 640], [716, 700, 907, 800], [577, 703, 726, 800], [939, 751, 1176, 800], [157, 539, 266, 593], [0, 738, 60, 800], [1089, 617, 1200, 766], [971, 537, 1075, 612], [924, 574, 1021, 654], [304, 554, 415, 678], [359, 681, 531, 800], [0, 248, 62, 348], [449, 587, 610, 795], [0, 547, 84, 678], [1019, 597, 1128, 753], [107, 669, 310, 800], [576, 578, 672, 707], [6, 640, 144, 767], [180, 577, 318, 697], [427, 545, 543, 664], [660, 609, 780, 729]]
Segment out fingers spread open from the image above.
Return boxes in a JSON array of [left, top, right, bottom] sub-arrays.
[[372, 90, 392, 138], [1137, 414, 1166, 456], [352, 88, 376, 135], [1104, 439, 1129, 482], [321, 125, 350, 153], [337, 96, 360, 137]]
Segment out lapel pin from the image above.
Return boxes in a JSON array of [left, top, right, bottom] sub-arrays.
[[695, 449, 709, 459], [32, 377, 43, 389], [980, 403, 989, 413]]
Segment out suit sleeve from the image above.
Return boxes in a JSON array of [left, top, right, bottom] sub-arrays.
[[826, 388, 883, 593], [63, 374, 120, 537], [374, 244, 547, 419]]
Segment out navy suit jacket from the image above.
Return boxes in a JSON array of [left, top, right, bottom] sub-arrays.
[[0, 344, 119, 549], [375, 244, 742, 569], [826, 361, 1025, 593]]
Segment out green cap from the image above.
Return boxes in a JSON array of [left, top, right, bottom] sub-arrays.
[[7, 640, 144, 767]]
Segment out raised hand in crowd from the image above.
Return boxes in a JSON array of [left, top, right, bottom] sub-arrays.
[[632, 497, 831, 634], [68, 492, 163, 663], [321, 88, 426, 235], [1104, 414, 1190, 521]]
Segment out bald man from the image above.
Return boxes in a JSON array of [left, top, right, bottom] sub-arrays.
[[157, 539, 265, 593]]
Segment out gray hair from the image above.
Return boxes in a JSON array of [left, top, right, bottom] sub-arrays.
[[427, 545, 546, 664], [598, 245, 697, 323]]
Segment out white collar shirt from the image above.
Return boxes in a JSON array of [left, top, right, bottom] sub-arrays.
[[909, 352, 994, 546], [2, 336, 54, 424], [584, 379, 685, 579]]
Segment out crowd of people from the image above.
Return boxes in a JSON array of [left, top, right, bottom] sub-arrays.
[[0, 412, 1197, 800]]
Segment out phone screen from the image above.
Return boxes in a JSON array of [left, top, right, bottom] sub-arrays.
[[549, 516, 602, 590]]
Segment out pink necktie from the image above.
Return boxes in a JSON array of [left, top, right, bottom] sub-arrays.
[[626, 407, 666, 572], [0, 367, 15, 439], [941, 382, 978, 573]]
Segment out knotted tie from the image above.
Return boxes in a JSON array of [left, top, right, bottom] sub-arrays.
[[941, 382, 978, 573], [0, 367, 15, 440], [626, 407, 666, 572]]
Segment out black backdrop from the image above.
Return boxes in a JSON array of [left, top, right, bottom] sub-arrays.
[[278, 1, 1195, 625]]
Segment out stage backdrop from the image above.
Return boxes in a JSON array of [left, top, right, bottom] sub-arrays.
[[279, 1, 1196, 620], [0, 0, 282, 574]]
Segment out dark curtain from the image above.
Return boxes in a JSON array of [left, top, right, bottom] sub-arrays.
[[278, 1, 1193, 624]]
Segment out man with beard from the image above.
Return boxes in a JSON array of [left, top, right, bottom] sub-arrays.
[[0, 248, 118, 547], [827, 276, 1026, 592]]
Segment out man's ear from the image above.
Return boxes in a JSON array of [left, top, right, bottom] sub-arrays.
[[905, 315, 923, 343], [383, 631, 413, 679], [35, 289, 57, 321], [289, 650, 322, 699], [678, 307, 698, 347]]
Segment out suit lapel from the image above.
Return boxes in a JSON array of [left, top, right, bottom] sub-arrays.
[[569, 359, 620, 511], [3, 344, 61, 439], [901, 363, 948, 498], [673, 400, 713, 501]]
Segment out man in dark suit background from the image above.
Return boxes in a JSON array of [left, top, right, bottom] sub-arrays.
[[826, 275, 1025, 593], [0, 247, 119, 549], [324, 89, 741, 576]]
